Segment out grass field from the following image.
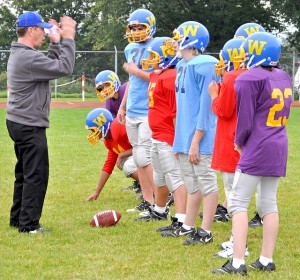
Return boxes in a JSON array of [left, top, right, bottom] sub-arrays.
[[0, 107, 300, 280]]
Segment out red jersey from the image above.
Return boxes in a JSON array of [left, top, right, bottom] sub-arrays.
[[211, 69, 245, 172], [148, 69, 176, 146], [102, 119, 132, 174]]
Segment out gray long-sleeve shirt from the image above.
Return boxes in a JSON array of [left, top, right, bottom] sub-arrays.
[[6, 38, 75, 128]]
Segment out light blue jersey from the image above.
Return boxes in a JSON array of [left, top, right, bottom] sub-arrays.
[[124, 38, 158, 117], [173, 55, 220, 155]]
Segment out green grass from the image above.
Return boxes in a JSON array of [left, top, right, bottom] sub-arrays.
[[0, 108, 300, 279]]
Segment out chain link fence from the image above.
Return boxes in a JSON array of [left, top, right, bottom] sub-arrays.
[[0, 50, 299, 100]]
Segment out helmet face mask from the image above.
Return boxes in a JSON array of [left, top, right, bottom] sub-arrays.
[[96, 82, 115, 102], [141, 37, 179, 70], [87, 128, 101, 145], [95, 70, 121, 102], [126, 24, 149, 43], [215, 38, 246, 76], [141, 49, 161, 70], [85, 108, 114, 145], [125, 9, 156, 43], [215, 51, 227, 76]]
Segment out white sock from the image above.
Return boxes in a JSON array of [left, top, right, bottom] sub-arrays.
[[229, 234, 234, 242], [232, 258, 245, 269], [175, 213, 186, 223], [259, 255, 273, 266], [154, 205, 166, 214], [204, 229, 211, 234], [182, 224, 193, 230]]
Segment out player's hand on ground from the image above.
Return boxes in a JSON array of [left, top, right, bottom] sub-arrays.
[[86, 192, 99, 202]]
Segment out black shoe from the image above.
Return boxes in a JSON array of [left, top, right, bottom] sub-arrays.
[[214, 204, 230, 222], [166, 193, 174, 207], [199, 204, 230, 222], [157, 216, 180, 232], [161, 225, 194, 237], [126, 200, 151, 212], [121, 180, 141, 191], [135, 206, 168, 222], [19, 226, 52, 234], [248, 212, 263, 228], [183, 227, 213, 245], [9, 222, 20, 229], [211, 260, 247, 275], [248, 259, 275, 272]]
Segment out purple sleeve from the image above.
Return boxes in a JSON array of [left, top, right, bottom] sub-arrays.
[[234, 77, 257, 148]]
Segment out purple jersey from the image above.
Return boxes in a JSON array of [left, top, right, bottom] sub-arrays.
[[105, 82, 128, 118], [234, 67, 292, 177]]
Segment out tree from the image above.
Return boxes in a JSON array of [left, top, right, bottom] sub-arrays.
[[84, 0, 285, 53], [270, 0, 300, 52]]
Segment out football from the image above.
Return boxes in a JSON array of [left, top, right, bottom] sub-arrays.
[[90, 210, 121, 227]]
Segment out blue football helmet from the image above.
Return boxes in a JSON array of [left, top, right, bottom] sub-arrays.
[[125, 9, 156, 43], [95, 70, 121, 102], [215, 38, 245, 76], [173, 21, 209, 53], [85, 108, 113, 145], [141, 37, 180, 70], [243, 32, 281, 69], [234, 23, 266, 39]]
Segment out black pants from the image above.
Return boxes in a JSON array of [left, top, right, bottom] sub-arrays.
[[6, 120, 49, 232]]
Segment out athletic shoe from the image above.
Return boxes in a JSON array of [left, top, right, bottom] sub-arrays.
[[29, 227, 52, 234], [121, 180, 140, 191], [248, 259, 276, 272], [214, 204, 230, 222], [214, 245, 250, 258], [126, 200, 151, 213], [199, 204, 230, 222], [166, 193, 174, 207], [183, 227, 213, 245], [160, 225, 194, 237], [134, 206, 168, 222], [248, 212, 263, 228], [19, 226, 52, 234], [156, 216, 182, 232], [157, 216, 180, 232], [211, 260, 247, 275], [219, 239, 233, 250]]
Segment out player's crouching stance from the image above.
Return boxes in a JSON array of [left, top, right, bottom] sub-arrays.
[[211, 32, 292, 275], [134, 37, 187, 226], [85, 108, 139, 201]]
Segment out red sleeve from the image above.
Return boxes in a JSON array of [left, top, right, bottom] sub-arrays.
[[102, 149, 118, 175], [164, 76, 176, 118], [212, 74, 236, 119]]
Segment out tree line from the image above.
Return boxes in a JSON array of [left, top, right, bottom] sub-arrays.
[[0, 0, 299, 75]]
